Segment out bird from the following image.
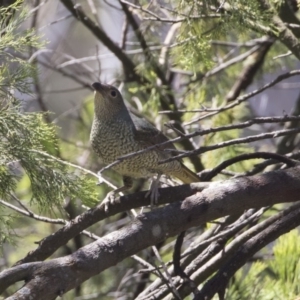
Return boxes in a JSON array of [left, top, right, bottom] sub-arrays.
[[90, 82, 200, 209]]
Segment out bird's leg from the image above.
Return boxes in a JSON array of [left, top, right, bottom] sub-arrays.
[[146, 174, 162, 209], [102, 176, 133, 212]]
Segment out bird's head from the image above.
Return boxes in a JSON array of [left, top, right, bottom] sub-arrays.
[[92, 82, 128, 120]]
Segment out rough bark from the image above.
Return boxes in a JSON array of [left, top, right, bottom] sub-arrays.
[[1, 166, 300, 299]]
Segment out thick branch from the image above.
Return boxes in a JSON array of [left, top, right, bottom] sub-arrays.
[[2, 166, 300, 299], [258, 0, 300, 60], [16, 183, 208, 265], [226, 37, 274, 101]]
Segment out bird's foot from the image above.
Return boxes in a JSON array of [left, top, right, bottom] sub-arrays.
[[102, 191, 116, 212], [146, 175, 162, 209], [101, 179, 132, 212], [145, 186, 160, 208], [97, 171, 104, 186]]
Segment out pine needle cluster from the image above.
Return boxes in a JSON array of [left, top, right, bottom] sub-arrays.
[[0, 1, 98, 246]]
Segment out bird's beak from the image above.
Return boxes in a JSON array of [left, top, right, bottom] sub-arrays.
[[92, 82, 103, 92]]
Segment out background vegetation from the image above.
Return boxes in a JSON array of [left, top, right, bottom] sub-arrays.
[[1, 0, 300, 299]]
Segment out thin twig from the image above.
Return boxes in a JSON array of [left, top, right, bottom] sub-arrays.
[[0, 198, 100, 240], [185, 69, 300, 125], [151, 246, 182, 300], [181, 207, 269, 260], [161, 126, 300, 164], [199, 152, 298, 181], [131, 255, 162, 278]]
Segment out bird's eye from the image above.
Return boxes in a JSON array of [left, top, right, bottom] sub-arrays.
[[110, 90, 117, 97]]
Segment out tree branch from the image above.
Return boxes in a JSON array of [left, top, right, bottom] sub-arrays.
[[185, 69, 300, 126], [195, 202, 300, 300], [257, 0, 300, 61], [199, 152, 297, 181], [60, 0, 143, 83], [2, 166, 300, 299], [161, 126, 300, 163], [16, 183, 209, 265]]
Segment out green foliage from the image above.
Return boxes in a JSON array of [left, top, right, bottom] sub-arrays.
[[0, 214, 16, 247], [174, 24, 213, 72], [227, 229, 300, 300], [227, 261, 267, 300], [1, 99, 98, 208], [266, 230, 300, 299], [0, 1, 42, 95], [1, 0, 299, 297], [0, 2, 99, 247], [172, 0, 272, 72]]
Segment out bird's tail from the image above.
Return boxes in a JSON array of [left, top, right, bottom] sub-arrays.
[[173, 164, 200, 184]]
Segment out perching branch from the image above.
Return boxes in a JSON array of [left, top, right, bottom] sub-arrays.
[[2, 166, 300, 299], [15, 182, 209, 265]]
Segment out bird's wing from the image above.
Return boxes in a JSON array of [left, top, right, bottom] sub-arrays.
[[130, 112, 200, 182], [130, 112, 177, 153]]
